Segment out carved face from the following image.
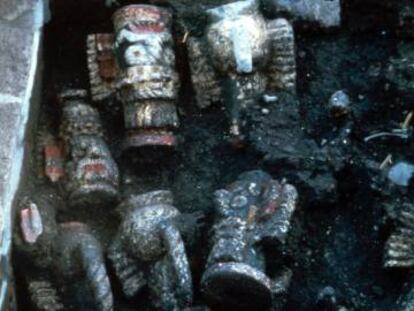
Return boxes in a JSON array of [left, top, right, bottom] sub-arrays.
[[206, 14, 267, 75], [66, 135, 119, 206], [214, 170, 297, 229], [115, 29, 175, 68], [112, 5, 174, 69], [112, 4, 175, 72]]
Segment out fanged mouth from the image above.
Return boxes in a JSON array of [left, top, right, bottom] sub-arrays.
[[76, 159, 118, 188], [129, 21, 165, 33], [83, 162, 107, 174]]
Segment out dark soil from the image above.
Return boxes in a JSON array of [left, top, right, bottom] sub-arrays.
[[13, 0, 414, 310]]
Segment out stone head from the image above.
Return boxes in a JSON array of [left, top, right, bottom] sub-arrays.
[[60, 90, 119, 207], [113, 5, 174, 69], [206, 0, 267, 75]]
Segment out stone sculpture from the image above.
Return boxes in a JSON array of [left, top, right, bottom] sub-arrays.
[[15, 196, 114, 311], [384, 202, 414, 310], [187, 0, 296, 139], [109, 190, 193, 310], [201, 170, 297, 310], [59, 89, 119, 207], [87, 5, 180, 149]]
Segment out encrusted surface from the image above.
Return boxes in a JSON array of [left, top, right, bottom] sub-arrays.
[[60, 91, 120, 207], [87, 4, 180, 149], [202, 170, 297, 309], [109, 191, 193, 310], [187, 0, 296, 138], [15, 196, 114, 311]]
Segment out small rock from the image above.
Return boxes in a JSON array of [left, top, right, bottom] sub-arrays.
[[261, 108, 270, 115], [329, 90, 351, 117], [388, 162, 414, 187], [262, 94, 278, 103], [123, 176, 133, 185], [318, 286, 335, 298]]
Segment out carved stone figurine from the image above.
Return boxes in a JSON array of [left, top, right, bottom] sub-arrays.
[[201, 170, 297, 310], [14, 196, 114, 310], [108, 190, 193, 310], [384, 202, 414, 310], [187, 0, 296, 138], [87, 5, 180, 149], [59, 89, 119, 207]]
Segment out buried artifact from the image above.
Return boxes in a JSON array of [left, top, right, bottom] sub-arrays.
[[108, 190, 193, 310], [384, 202, 414, 310], [187, 0, 296, 139], [15, 196, 114, 311], [87, 5, 180, 149], [201, 170, 297, 310], [59, 89, 120, 207]]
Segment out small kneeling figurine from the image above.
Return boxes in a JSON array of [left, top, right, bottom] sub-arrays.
[[108, 190, 193, 310], [187, 0, 296, 139], [201, 170, 297, 310], [14, 196, 114, 311], [59, 89, 119, 207], [87, 5, 180, 149]]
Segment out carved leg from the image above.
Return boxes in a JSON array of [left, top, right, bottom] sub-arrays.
[[147, 222, 193, 310]]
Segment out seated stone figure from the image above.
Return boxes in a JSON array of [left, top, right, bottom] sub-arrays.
[[108, 190, 193, 310], [87, 5, 180, 149], [14, 195, 114, 311], [59, 89, 119, 207], [201, 170, 297, 310], [187, 0, 296, 139]]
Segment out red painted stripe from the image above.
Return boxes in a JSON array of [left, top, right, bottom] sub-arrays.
[[84, 163, 106, 174], [129, 23, 165, 33], [44, 145, 63, 157]]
